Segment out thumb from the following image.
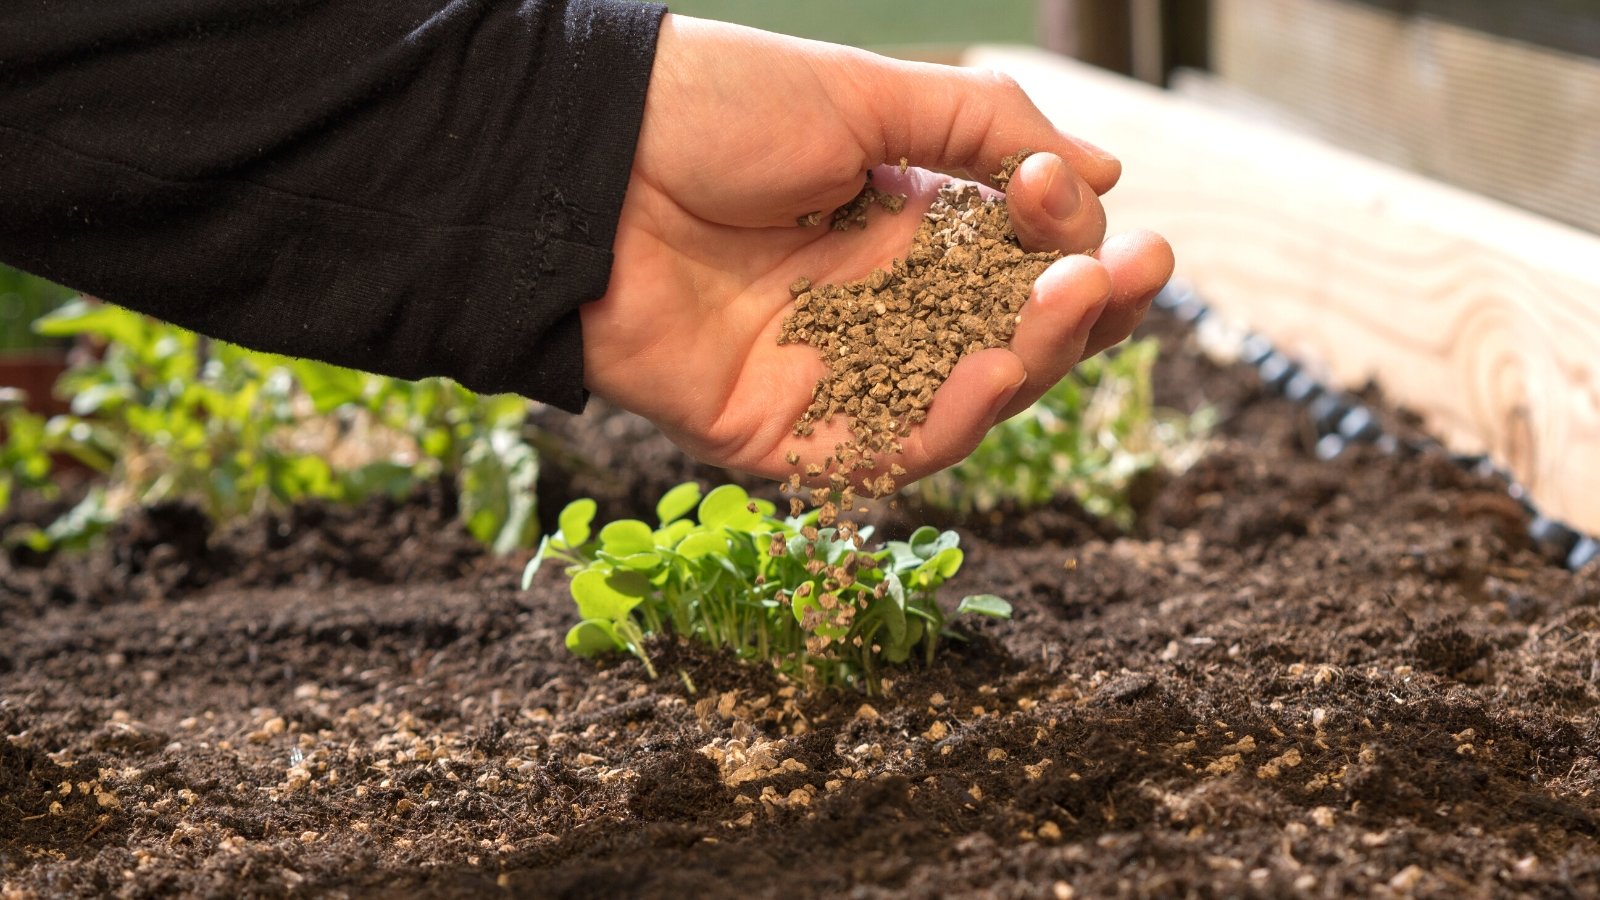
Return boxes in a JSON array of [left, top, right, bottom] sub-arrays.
[[1003, 151, 1108, 256], [850, 57, 1121, 193]]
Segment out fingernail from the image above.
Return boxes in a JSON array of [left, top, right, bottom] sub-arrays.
[[990, 373, 1027, 423], [1042, 161, 1081, 221]]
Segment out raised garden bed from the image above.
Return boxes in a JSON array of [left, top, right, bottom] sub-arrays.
[[3, 303, 1597, 898]]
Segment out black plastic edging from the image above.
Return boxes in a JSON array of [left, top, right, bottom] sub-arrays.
[[1152, 281, 1600, 573]]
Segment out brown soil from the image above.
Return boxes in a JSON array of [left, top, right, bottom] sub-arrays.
[[4, 309, 1599, 898], [0, 480, 481, 622]]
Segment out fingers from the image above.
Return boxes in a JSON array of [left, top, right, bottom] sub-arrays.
[[1083, 230, 1175, 358], [1004, 152, 1108, 256], [990, 230, 1172, 422], [741, 232, 1172, 487], [992, 255, 1113, 421], [857, 59, 1121, 194], [899, 348, 1027, 480]]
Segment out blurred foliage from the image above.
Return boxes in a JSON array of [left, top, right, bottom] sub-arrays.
[[915, 338, 1212, 529], [1, 299, 539, 555], [637, 0, 1038, 47], [0, 267, 73, 353]]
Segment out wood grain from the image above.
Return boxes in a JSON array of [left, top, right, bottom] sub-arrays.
[[962, 47, 1600, 533], [1211, 0, 1600, 236]]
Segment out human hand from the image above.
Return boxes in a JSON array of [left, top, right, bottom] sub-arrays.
[[582, 14, 1175, 485]]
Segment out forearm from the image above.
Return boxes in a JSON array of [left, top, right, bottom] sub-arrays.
[[0, 0, 664, 411]]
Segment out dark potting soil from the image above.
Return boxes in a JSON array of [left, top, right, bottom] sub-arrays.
[[0, 479, 482, 621], [4, 307, 1599, 899]]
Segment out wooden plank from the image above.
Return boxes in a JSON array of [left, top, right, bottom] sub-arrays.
[[1348, 0, 1600, 62], [963, 46, 1600, 534], [1211, 0, 1600, 235]]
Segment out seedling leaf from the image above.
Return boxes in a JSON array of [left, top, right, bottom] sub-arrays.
[[880, 573, 908, 644], [566, 619, 623, 657], [908, 526, 941, 559], [698, 484, 759, 530], [957, 594, 1013, 618], [558, 498, 597, 547], [570, 569, 648, 620], [599, 519, 655, 556], [656, 482, 702, 525], [654, 518, 696, 548], [521, 535, 551, 589], [922, 547, 964, 580], [676, 530, 730, 559]]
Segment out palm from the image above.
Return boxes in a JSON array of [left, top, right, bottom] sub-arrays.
[[585, 163, 939, 479]]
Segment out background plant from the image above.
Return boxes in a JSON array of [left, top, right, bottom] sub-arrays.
[[915, 337, 1210, 528], [0, 299, 539, 554], [0, 266, 72, 353], [525, 481, 1011, 693]]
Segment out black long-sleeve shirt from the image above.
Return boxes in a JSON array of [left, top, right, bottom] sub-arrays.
[[0, 0, 666, 412]]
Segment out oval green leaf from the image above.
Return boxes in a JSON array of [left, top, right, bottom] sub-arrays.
[[565, 619, 623, 657], [956, 594, 1013, 619], [676, 529, 730, 560], [920, 546, 965, 580], [698, 484, 760, 531], [570, 568, 647, 621], [558, 498, 597, 547], [599, 519, 654, 555], [656, 482, 702, 525], [791, 591, 818, 626]]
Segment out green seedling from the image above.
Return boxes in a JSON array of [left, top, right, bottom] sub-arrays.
[[916, 337, 1210, 528], [524, 482, 1011, 693], [0, 299, 539, 554]]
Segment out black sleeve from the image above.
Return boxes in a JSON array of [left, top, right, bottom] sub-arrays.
[[0, 0, 666, 412]]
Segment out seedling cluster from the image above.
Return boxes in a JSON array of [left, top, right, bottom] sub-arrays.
[[524, 482, 1010, 693], [0, 300, 539, 554], [917, 337, 1210, 528]]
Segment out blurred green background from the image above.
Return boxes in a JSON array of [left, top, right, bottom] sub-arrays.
[[0, 0, 1043, 352], [0, 268, 72, 354], [651, 0, 1039, 47]]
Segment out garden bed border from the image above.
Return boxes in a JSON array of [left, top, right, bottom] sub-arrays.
[[963, 45, 1600, 536]]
